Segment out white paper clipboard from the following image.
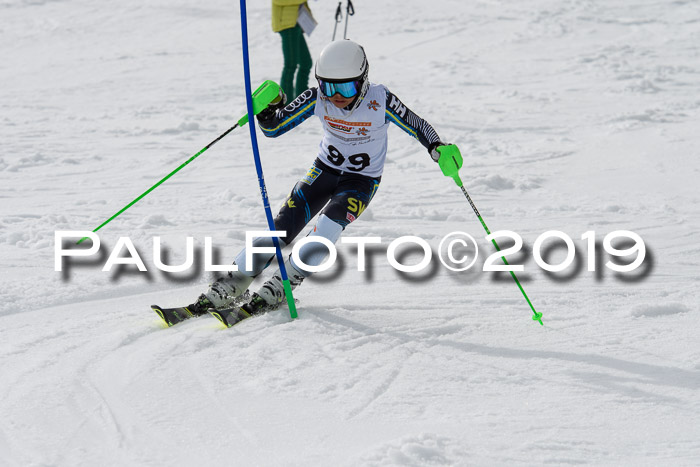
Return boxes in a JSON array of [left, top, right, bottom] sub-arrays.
[[298, 3, 317, 36]]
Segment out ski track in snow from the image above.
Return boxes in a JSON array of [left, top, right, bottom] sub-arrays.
[[2, 0, 700, 465]]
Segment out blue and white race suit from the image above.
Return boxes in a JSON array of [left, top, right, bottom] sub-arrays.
[[238, 83, 443, 276]]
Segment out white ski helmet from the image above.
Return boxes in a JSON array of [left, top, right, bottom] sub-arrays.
[[315, 40, 369, 111]]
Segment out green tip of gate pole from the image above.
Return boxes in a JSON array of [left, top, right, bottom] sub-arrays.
[[237, 80, 281, 127], [282, 279, 298, 319]]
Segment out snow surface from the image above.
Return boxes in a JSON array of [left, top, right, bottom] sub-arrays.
[[2, 0, 700, 465]]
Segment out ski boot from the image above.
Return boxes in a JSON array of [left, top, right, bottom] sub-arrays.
[[210, 261, 305, 328], [203, 269, 255, 310], [243, 261, 305, 315]]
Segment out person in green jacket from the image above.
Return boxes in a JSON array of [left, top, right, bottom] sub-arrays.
[[271, 0, 314, 99]]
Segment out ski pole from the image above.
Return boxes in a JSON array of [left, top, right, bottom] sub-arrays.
[[436, 145, 544, 325], [77, 80, 281, 245], [332, 2, 342, 40], [343, 0, 355, 40], [240, 0, 298, 319]]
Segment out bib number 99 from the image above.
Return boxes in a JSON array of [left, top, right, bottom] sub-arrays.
[[327, 145, 370, 172]]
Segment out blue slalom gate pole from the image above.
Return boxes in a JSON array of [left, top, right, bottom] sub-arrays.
[[239, 0, 298, 319]]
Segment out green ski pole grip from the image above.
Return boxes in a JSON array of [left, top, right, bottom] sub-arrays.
[[237, 80, 281, 127], [437, 144, 464, 187]]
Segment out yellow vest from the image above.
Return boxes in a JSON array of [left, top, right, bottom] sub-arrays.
[[271, 0, 309, 32]]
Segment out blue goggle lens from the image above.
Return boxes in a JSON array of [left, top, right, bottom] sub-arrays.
[[318, 79, 361, 98]]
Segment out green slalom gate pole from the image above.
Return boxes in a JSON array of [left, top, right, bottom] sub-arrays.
[[239, 0, 297, 319], [77, 80, 281, 245], [437, 145, 543, 326]]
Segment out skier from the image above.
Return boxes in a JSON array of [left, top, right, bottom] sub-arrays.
[[158, 40, 463, 325]]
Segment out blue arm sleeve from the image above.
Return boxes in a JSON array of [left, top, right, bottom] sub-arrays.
[[258, 88, 317, 137], [385, 90, 442, 149]]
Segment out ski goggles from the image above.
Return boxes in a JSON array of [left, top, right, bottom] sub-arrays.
[[318, 78, 362, 98]]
